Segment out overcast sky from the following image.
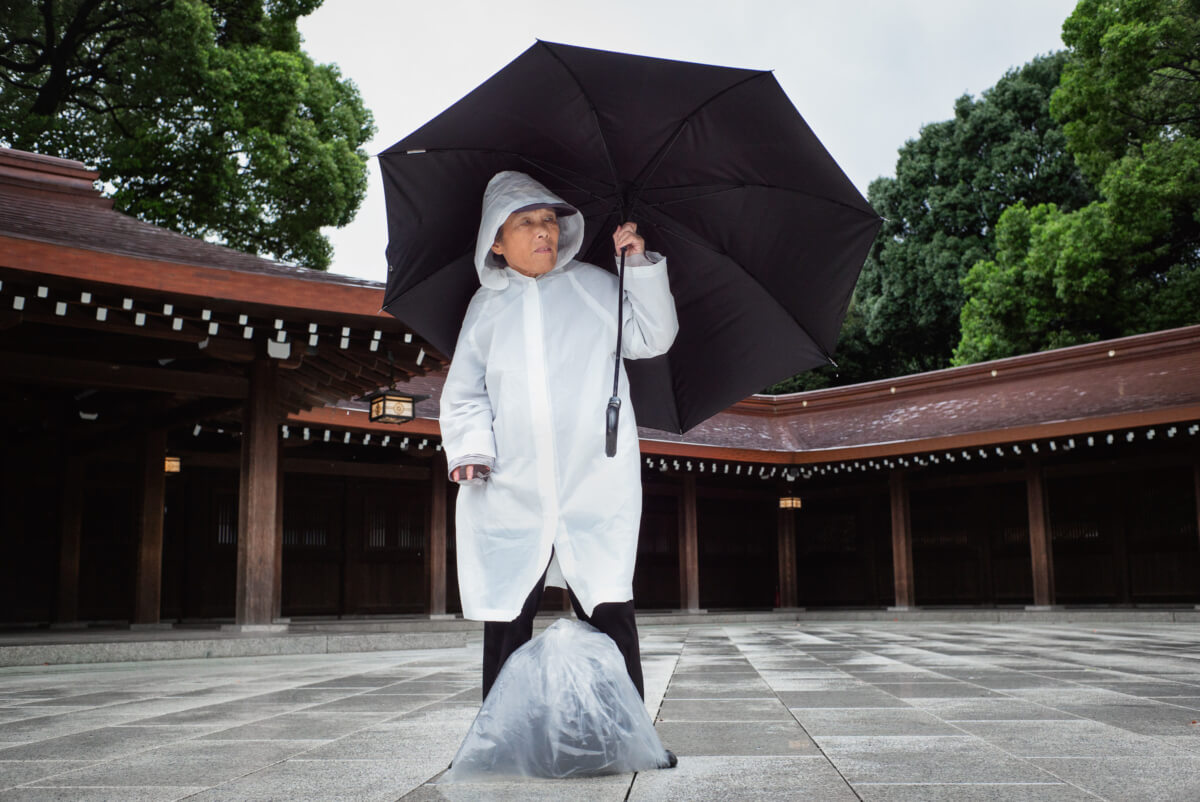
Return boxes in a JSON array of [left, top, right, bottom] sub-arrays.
[[297, 0, 1080, 281]]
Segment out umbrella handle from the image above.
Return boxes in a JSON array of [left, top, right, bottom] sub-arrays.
[[606, 246, 627, 458], [605, 396, 621, 458]]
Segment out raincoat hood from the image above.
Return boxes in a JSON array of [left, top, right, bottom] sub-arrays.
[[474, 171, 585, 290]]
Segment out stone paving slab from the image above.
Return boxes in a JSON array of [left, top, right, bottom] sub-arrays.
[[404, 773, 631, 801], [627, 755, 857, 801], [851, 782, 1100, 801], [780, 688, 915, 707], [652, 720, 819, 756], [27, 740, 311, 788], [0, 761, 93, 788], [188, 758, 430, 802], [196, 710, 395, 741], [1054, 702, 1200, 736], [904, 698, 1078, 721], [0, 623, 1199, 800], [792, 707, 963, 736], [950, 719, 1186, 757], [0, 787, 209, 801], [1029, 756, 1200, 801], [815, 735, 1064, 784]]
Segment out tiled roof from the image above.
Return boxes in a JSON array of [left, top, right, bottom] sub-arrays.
[[646, 325, 1200, 458], [372, 325, 1200, 460], [0, 148, 379, 291]]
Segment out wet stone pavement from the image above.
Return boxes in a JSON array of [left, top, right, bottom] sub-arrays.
[[1, 622, 1199, 801]]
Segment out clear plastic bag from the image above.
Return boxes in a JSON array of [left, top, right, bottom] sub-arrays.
[[442, 618, 672, 781]]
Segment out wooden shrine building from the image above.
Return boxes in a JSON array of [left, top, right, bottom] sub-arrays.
[[0, 149, 449, 628], [2, 147, 1199, 629]]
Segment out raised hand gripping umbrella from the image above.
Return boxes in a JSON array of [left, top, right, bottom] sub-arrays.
[[381, 41, 881, 440]]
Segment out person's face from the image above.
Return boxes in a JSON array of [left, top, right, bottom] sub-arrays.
[[491, 207, 559, 277]]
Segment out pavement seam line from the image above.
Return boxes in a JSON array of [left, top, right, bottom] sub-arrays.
[[625, 626, 687, 802]]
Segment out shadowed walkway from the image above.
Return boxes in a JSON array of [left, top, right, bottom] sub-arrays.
[[1, 622, 1199, 800]]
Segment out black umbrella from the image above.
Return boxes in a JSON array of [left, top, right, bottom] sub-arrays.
[[380, 41, 881, 435]]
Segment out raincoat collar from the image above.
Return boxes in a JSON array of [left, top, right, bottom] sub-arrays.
[[474, 171, 584, 290]]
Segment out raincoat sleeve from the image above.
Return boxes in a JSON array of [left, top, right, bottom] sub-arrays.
[[439, 300, 497, 480], [619, 250, 678, 359]]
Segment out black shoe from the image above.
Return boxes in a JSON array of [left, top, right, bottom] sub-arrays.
[[661, 749, 678, 769]]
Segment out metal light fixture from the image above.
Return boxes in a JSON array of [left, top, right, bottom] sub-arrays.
[[164, 456, 182, 474], [365, 389, 417, 424], [779, 494, 802, 510], [365, 348, 426, 424]]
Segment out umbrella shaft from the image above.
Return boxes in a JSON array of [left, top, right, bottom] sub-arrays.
[[613, 247, 626, 398], [606, 247, 627, 458]]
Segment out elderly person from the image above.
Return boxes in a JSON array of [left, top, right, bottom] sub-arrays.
[[440, 170, 678, 701]]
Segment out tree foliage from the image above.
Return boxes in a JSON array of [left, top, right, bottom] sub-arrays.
[[0, 0, 374, 269], [767, 52, 1093, 393], [954, 0, 1200, 363]]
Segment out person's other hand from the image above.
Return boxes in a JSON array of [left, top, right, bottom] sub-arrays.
[[451, 464, 491, 483], [613, 222, 644, 257]]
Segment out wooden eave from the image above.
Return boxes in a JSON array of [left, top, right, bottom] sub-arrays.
[[0, 148, 447, 421], [0, 267, 437, 415], [0, 234, 401, 326], [318, 325, 1200, 467], [733, 324, 1200, 416], [642, 324, 1200, 459]]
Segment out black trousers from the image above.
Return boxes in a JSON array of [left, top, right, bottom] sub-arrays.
[[482, 576, 644, 702]]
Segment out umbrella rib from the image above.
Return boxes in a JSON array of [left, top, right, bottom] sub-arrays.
[[512, 153, 613, 207], [391, 147, 615, 209], [538, 41, 623, 212], [628, 71, 773, 215], [650, 215, 839, 367], [638, 182, 881, 220]]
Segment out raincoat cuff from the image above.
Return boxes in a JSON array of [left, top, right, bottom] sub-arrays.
[[623, 250, 665, 273], [447, 452, 495, 480]]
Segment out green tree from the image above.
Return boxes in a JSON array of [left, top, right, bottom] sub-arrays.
[[954, 0, 1200, 364], [767, 52, 1094, 393], [0, 0, 374, 269]]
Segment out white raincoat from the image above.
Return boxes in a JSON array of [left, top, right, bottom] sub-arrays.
[[440, 171, 678, 621]]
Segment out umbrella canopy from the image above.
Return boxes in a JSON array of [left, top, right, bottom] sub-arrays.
[[380, 40, 881, 434]]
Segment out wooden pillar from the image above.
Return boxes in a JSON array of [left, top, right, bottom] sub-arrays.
[[678, 474, 700, 612], [234, 360, 282, 627], [341, 480, 361, 617], [132, 428, 168, 625], [54, 458, 85, 626], [1025, 459, 1056, 608], [776, 506, 799, 608], [1193, 461, 1200, 607], [889, 471, 915, 609], [426, 449, 448, 617], [272, 444, 285, 621]]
